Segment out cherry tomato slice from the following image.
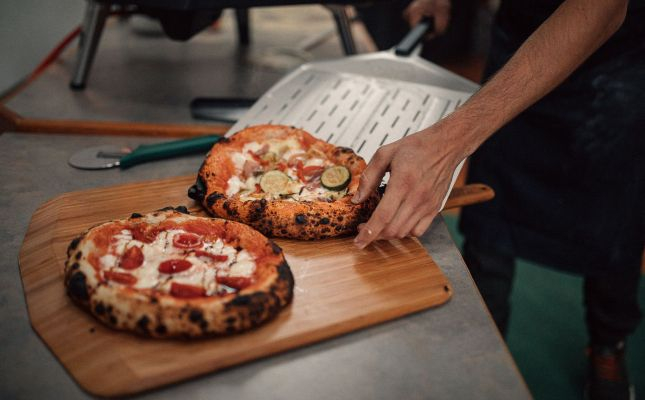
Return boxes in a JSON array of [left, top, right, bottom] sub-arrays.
[[296, 160, 305, 182], [131, 226, 160, 243], [302, 165, 324, 176], [172, 233, 203, 249], [192, 250, 228, 262], [120, 246, 144, 270], [158, 259, 192, 274], [170, 282, 206, 298], [130, 226, 146, 242], [216, 276, 252, 290], [300, 165, 325, 183], [299, 134, 316, 150], [104, 270, 137, 285]]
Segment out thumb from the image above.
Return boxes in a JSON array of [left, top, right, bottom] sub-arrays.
[[403, 1, 425, 27], [352, 147, 392, 204]]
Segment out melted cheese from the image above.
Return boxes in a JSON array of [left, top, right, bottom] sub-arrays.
[[242, 141, 263, 155], [225, 138, 346, 202], [144, 213, 168, 225], [228, 250, 256, 277], [304, 158, 324, 167], [226, 176, 244, 197], [282, 148, 303, 162], [231, 152, 248, 172], [99, 254, 118, 269], [100, 229, 256, 294]]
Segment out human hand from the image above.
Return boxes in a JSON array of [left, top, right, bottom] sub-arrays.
[[403, 0, 451, 35], [352, 123, 466, 249]]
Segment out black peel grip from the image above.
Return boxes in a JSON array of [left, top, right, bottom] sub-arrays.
[[394, 17, 435, 57]]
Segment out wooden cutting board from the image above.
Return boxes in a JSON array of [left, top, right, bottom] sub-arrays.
[[18, 175, 459, 397]]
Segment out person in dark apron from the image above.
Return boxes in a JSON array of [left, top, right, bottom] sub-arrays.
[[351, 1, 644, 399], [460, 3, 644, 399]]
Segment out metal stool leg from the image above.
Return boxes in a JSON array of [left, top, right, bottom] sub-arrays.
[[235, 8, 250, 46], [70, 0, 110, 90], [326, 5, 356, 55]]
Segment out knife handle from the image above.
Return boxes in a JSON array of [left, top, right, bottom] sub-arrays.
[[119, 135, 223, 169]]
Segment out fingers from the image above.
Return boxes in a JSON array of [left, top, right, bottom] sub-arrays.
[[352, 146, 392, 204], [375, 173, 424, 239], [403, 5, 422, 27], [434, 0, 451, 34], [379, 201, 417, 240], [356, 200, 437, 246], [356, 173, 445, 246], [407, 178, 450, 238], [352, 126, 457, 248], [402, 0, 451, 34], [353, 177, 407, 249], [392, 209, 427, 239], [410, 212, 437, 238], [374, 191, 438, 241], [403, 0, 427, 27]]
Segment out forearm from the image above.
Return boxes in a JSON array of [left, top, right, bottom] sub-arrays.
[[352, 0, 629, 246], [439, 0, 628, 157]]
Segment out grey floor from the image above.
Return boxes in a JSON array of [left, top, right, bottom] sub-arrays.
[[6, 6, 376, 124], [0, 0, 84, 94]]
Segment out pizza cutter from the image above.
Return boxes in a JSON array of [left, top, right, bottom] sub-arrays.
[[68, 135, 223, 170]]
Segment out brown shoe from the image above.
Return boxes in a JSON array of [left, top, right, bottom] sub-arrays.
[[584, 341, 635, 400]]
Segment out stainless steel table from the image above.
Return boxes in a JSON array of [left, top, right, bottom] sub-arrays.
[[0, 132, 531, 399]]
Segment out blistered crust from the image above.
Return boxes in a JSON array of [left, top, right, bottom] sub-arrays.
[[190, 125, 380, 240], [63, 207, 294, 338]]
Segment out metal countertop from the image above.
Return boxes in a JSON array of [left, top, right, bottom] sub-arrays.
[[1, 9, 529, 397], [0, 132, 530, 399]]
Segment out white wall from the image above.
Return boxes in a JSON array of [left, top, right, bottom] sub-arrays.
[[0, 0, 84, 94]]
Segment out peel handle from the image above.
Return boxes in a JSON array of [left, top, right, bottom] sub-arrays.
[[394, 16, 435, 57]]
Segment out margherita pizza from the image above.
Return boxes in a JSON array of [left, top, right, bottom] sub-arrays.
[[188, 125, 379, 240], [64, 207, 294, 338]]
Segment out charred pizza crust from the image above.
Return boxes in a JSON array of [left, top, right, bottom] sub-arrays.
[[188, 125, 379, 240], [64, 207, 294, 338]]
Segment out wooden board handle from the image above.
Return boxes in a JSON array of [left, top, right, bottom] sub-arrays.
[[0, 104, 231, 137], [14, 118, 230, 137], [444, 183, 494, 210]]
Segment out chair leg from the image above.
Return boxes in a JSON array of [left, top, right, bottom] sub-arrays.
[[326, 5, 356, 55], [235, 8, 250, 46], [70, 0, 110, 90]]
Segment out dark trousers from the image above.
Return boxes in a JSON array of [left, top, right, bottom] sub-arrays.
[[463, 241, 642, 345]]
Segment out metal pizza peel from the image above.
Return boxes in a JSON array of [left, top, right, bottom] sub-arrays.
[[221, 18, 479, 209]]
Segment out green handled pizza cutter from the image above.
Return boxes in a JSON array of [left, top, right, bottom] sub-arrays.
[[68, 135, 223, 170]]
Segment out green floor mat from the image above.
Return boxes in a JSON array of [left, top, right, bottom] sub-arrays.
[[442, 214, 645, 399]]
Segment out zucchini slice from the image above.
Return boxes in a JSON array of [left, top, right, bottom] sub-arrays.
[[321, 166, 351, 191], [260, 170, 290, 195]]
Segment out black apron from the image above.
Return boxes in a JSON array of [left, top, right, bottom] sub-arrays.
[[459, 1, 645, 276]]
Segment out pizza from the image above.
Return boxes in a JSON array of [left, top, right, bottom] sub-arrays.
[[64, 207, 294, 338], [188, 125, 379, 240]]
